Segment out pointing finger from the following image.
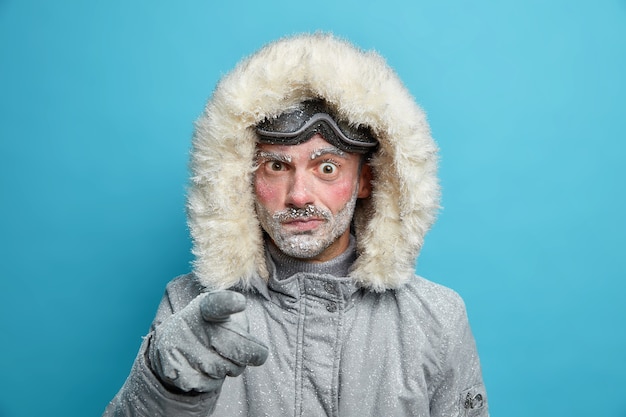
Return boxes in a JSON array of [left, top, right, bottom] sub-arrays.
[[200, 291, 246, 322]]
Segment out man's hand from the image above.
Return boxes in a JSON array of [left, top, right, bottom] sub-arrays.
[[148, 290, 268, 393]]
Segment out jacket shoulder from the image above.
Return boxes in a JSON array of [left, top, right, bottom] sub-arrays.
[[403, 275, 467, 314], [392, 275, 471, 341]]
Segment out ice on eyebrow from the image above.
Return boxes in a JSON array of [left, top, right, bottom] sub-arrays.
[[255, 150, 292, 163], [310, 147, 345, 160]]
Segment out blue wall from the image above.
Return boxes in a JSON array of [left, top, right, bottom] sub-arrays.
[[1, 1, 625, 416]]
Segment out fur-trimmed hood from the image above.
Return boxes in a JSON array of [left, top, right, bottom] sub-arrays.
[[187, 33, 440, 292]]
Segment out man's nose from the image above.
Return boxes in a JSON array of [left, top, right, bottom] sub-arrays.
[[286, 171, 314, 208]]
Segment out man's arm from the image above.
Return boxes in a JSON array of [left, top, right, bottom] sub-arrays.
[[429, 298, 489, 417], [103, 287, 268, 417], [103, 335, 221, 417]]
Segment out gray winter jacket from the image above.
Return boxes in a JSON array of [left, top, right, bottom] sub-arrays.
[[104, 33, 489, 416], [104, 243, 487, 416]]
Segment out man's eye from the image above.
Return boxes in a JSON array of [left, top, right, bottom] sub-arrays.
[[319, 162, 337, 175], [269, 161, 284, 171]]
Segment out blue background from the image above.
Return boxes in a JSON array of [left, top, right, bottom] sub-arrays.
[[1, 1, 625, 416]]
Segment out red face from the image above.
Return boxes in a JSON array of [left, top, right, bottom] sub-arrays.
[[253, 134, 371, 262]]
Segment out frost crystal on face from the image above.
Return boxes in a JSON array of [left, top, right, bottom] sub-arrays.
[[277, 205, 324, 221], [255, 189, 359, 259]]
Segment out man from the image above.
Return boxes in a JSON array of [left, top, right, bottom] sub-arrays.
[[104, 33, 489, 416]]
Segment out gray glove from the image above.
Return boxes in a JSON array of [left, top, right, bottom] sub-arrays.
[[148, 290, 269, 393]]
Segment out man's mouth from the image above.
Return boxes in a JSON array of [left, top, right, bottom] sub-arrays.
[[282, 217, 325, 232]]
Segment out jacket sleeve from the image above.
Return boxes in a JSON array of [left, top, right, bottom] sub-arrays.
[[103, 276, 219, 417], [102, 336, 220, 417], [429, 296, 489, 417]]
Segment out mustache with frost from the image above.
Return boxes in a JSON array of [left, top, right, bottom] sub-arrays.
[[272, 204, 331, 224]]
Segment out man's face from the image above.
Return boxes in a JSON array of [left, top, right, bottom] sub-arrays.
[[253, 134, 371, 262]]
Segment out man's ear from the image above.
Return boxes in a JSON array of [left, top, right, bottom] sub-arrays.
[[357, 163, 373, 198]]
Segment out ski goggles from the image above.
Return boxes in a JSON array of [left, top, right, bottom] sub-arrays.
[[255, 100, 379, 154]]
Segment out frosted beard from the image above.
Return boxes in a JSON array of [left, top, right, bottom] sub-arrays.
[[255, 186, 359, 260]]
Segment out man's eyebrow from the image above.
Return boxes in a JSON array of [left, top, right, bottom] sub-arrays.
[[255, 150, 292, 163], [310, 147, 346, 160]]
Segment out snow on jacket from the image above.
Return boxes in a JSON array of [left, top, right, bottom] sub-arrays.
[[103, 33, 489, 416]]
